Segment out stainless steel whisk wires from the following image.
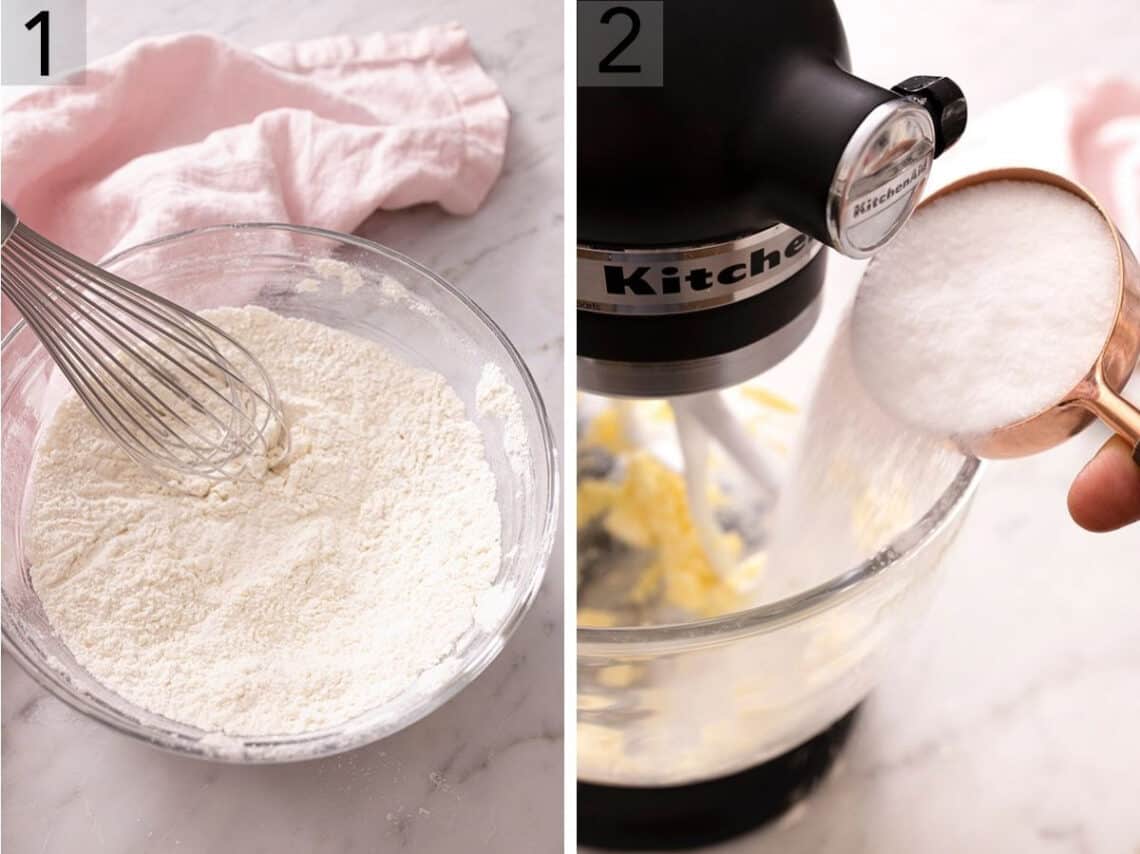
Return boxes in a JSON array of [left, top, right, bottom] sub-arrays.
[[1, 203, 289, 482]]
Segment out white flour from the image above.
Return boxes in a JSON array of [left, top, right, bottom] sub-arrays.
[[311, 257, 364, 294], [25, 306, 502, 736], [476, 362, 529, 479], [852, 181, 1119, 438]]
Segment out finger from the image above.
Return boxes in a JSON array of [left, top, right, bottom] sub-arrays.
[[1067, 435, 1140, 532]]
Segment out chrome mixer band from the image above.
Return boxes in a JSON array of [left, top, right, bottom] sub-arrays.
[[576, 246, 827, 397], [578, 223, 823, 315]]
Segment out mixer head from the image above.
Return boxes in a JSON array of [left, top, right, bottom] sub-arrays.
[[576, 0, 966, 398]]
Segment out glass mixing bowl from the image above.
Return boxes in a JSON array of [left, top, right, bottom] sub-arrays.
[[577, 317, 982, 787], [2, 224, 557, 763]]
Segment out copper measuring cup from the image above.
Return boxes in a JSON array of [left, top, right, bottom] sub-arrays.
[[923, 168, 1140, 463]]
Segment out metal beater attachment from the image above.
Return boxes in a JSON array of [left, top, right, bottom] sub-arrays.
[[1, 203, 289, 483]]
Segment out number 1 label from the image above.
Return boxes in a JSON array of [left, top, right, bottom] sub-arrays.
[[2, 0, 86, 86], [26, 10, 50, 76]]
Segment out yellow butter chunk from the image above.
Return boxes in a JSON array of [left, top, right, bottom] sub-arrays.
[[578, 608, 620, 628], [727, 552, 766, 592], [740, 385, 799, 414], [583, 407, 632, 454], [852, 479, 912, 554], [577, 443, 746, 619], [578, 478, 620, 529], [596, 663, 642, 688]]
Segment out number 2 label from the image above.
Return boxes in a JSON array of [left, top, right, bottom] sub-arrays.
[[598, 7, 641, 74], [578, 1, 662, 87]]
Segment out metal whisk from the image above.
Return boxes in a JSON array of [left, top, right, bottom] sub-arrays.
[[1, 202, 289, 482]]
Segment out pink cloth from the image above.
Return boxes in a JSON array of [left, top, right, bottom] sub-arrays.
[[1069, 78, 1140, 251], [1, 25, 510, 265]]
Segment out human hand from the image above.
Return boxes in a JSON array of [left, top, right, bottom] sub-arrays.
[[1068, 436, 1140, 531]]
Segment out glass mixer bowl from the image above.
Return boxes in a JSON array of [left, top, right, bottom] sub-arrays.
[[2, 223, 557, 762], [577, 310, 982, 787]]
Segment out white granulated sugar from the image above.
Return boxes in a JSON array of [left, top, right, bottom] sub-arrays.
[[476, 362, 530, 478], [25, 306, 502, 735], [852, 181, 1119, 438]]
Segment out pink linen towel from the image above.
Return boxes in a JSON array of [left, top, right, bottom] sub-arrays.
[[1069, 77, 1140, 251], [1, 24, 510, 266]]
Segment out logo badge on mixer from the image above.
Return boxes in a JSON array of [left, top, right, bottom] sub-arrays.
[[578, 223, 822, 315], [848, 166, 925, 222]]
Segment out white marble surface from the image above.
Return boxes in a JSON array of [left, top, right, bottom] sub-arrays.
[[583, 2, 1140, 852], [1, 1, 563, 852]]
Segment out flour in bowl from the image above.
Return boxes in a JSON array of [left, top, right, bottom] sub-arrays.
[[25, 305, 503, 735]]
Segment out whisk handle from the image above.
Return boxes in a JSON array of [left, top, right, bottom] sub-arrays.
[[1, 202, 17, 248]]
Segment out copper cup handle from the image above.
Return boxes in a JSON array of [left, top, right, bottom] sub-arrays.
[[1084, 388, 1140, 465]]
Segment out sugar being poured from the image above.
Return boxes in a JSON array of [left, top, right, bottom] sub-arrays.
[[852, 181, 1120, 439]]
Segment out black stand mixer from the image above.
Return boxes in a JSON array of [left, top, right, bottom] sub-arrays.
[[578, 0, 965, 399], [577, 0, 965, 847]]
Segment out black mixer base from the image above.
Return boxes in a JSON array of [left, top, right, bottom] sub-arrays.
[[578, 706, 860, 850]]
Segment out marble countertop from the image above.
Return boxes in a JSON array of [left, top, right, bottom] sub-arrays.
[[1, 1, 563, 853]]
